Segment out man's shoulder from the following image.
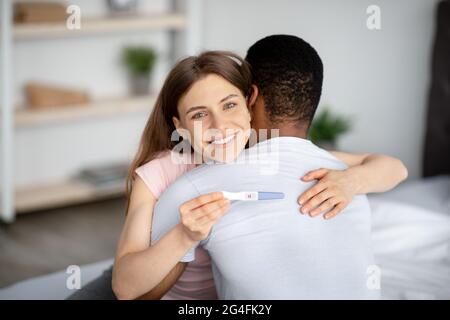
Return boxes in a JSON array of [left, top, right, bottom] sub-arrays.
[[157, 172, 199, 203], [152, 173, 199, 239], [184, 137, 349, 182]]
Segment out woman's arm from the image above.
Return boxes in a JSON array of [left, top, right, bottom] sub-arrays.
[[136, 262, 187, 300], [297, 152, 408, 219], [328, 151, 408, 193], [112, 177, 229, 300], [112, 176, 195, 300]]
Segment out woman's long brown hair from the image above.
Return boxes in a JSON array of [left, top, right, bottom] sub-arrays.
[[125, 51, 253, 215]]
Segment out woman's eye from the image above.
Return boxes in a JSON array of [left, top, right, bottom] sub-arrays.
[[224, 102, 237, 110], [192, 111, 207, 120]]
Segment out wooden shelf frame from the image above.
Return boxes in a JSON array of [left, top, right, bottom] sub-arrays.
[[15, 178, 126, 213], [13, 13, 187, 40], [15, 95, 156, 127]]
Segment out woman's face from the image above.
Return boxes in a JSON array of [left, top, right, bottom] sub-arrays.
[[173, 74, 251, 163]]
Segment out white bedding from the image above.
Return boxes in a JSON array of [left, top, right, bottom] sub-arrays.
[[1, 176, 449, 300], [369, 175, 450, 299]]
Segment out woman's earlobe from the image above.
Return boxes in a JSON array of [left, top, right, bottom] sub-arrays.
[[172, 116, 181, 130]]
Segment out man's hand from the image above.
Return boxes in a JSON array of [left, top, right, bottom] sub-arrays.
[[297, 168, 359, 220]]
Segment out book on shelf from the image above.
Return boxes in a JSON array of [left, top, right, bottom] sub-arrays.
[[76, 162, 129, 187]]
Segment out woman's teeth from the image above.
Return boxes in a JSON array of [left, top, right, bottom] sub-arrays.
[[211, 134, 236, 145]]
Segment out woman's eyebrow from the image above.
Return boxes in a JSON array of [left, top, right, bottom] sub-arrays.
[[185, 94, 239, 115], [219, 94, 238, 103], [185, 106, 206, 115]]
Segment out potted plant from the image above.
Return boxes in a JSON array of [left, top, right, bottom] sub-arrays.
[[308, 107, 352, 150], [122, 46, 157, 96]]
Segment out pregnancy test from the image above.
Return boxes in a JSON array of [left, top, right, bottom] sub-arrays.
[[222, 191, 285, 201]]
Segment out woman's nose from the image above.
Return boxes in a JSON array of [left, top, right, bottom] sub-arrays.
[[210, 115, 228, 131]]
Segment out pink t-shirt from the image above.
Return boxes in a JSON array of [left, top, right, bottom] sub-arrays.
[[135, 151, 218, 300]]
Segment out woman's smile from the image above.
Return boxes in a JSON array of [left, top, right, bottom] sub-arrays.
[[209, 132, 237, 147]]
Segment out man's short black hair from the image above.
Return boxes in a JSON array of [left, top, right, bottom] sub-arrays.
[[245, 34, 323, 127]]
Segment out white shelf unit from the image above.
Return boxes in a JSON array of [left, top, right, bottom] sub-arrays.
[[0, 0, 203, 222]]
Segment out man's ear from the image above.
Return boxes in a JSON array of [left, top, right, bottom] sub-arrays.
[[247, 85, 259, 112]]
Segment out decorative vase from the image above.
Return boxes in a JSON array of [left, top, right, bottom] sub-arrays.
[[107, 0, 138, 16], [129, 73, 150, 96]]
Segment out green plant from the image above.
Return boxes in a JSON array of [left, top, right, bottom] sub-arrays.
[[308, 107, 352, 144], [122, 46, 157, 75]]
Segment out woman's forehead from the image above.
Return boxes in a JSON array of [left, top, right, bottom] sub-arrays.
[[179, 74, 243, 110]]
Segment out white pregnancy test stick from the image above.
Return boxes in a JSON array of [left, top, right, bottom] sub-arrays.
[[222, 191, 285, 201]]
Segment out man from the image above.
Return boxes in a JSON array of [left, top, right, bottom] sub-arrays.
[[150, 35, 379, 299]]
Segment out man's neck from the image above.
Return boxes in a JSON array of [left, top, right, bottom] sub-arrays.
[[257, 123, 308, 142], [276, 126, 308, 139]]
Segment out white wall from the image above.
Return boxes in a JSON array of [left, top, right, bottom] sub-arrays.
[[200, 0, 439, 179], [12, 0, 439, 188]]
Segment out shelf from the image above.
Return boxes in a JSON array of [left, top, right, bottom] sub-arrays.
[[15, 95, 155, 127], [14, 178, 126, 213], [13, 13, 187, 40]]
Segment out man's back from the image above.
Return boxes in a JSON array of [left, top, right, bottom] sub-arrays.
[[152, 137, 379, 299]]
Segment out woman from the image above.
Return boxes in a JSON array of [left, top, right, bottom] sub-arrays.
[[110, 51, 407, 300]]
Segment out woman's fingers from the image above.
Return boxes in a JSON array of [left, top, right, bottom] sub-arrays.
[[192, 199, 230, 222], [297, 168, 354, 220], [197, 201, 230, 226], [301, 168, 329, 182], [180, 191, 224, 213], [182, 200, 229, 242], [298, 181, 328, 206], [300, 188, 332, 214], [179, 193, 231, 242], [324, 203, 346, 220], [309, 197, 341, 217], [191, 198, 230, 220]]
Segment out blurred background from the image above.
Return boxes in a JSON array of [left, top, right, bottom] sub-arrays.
[[0, 0, 449, 299]]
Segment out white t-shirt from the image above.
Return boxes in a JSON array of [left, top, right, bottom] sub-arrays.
[[152, 136, 380, 299]]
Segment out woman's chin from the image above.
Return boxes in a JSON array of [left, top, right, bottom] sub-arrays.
[[203, 145, 242, 163], [205, 154, 239, 164]]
